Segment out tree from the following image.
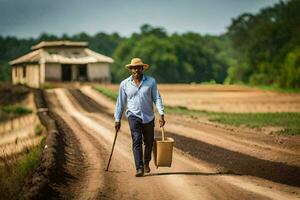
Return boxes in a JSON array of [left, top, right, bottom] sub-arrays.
[[227, 0, 300, 88]]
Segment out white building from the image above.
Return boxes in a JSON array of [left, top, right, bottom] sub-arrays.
[[10, 41, 114, 88]]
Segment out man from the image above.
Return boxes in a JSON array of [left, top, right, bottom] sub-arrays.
[[114, 58, 165, 177]]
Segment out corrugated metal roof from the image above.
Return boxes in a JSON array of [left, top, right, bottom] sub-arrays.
[[10, 47, 114, 65], [9, 49, 43, 65], [31, 40, 88, 50]]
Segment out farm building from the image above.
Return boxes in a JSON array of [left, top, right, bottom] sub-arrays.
[[9, 41, 114, 88]]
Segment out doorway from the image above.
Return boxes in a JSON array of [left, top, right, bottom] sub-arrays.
[[61, 64, 72, 81], [77, 64, 87, 81]]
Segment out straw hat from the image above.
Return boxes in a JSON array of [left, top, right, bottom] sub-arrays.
[[125, 58, 149, 70]]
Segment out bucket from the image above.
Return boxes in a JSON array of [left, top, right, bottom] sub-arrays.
[[153, 127, 174, 168]]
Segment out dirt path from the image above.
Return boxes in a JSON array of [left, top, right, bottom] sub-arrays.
[[44, 87, 300, 200]]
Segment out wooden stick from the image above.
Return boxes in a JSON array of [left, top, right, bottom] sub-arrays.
[[162, 126, 165, 141], [105, 129, 119, 171]]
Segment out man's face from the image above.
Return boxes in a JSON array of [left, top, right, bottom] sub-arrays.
[[130, 65, 144, 79]]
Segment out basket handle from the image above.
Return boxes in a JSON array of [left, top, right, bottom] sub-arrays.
[[161, 126, 165, 141]]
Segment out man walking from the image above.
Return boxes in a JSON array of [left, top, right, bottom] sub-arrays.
[[114, 58, 165, 177]]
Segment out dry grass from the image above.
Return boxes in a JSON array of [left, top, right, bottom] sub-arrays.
[[0, 136, 45, 200], [0, 83, 30, 106], [0, 113, 45, 200]]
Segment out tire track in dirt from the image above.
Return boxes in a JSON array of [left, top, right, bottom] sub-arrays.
[[23, 89, 87, 200], [48, 111, 86, 199], [48, 90, 123, 200], [167, 116, 300, 161], [166, 131, 300, 187], [61, 89, 129, 199], [44, 92, 88, 199], [68, 89, 112, 118]]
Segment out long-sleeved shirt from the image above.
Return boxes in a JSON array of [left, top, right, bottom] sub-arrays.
[[114, 75, 164, 124]]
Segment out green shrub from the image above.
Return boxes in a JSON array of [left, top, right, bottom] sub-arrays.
[[1, 105, 32, 115], [34, 124, 44, 136], [94, 86, 118, 101], [167, 106, 300, 136], [0, 137, 45, 200]]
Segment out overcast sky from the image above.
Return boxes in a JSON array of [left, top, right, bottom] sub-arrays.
[[0, 0, 280, 38]]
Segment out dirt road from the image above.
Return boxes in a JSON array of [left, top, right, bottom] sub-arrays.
[[44, 86, 300, 200]]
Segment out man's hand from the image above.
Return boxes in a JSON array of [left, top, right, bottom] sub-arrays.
[[115, 121, 121, 132], [159, 115, 165, 127]]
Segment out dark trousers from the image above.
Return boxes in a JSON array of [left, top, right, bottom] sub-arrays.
[[128, 115, 154, 170]]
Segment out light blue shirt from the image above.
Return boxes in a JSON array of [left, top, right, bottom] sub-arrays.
[[114, 75, 164, 124]]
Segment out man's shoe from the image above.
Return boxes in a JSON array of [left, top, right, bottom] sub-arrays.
[[135, 168, 144, 177], [144, 164, 151, 173]]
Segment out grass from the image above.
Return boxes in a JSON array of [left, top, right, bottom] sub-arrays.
[[166, 106, 300, 135], [0, 104, 33, 122], [16, 138, 45, 177], [242, 83, 300, 93], [1, 104, 32, 115], [94, 85, 300, 136], [197, 82, 300, 93], [256, 85, 300, 93], [41, 83, 58, 90], [0, 137, 45, 200], [34, 124, 44, 136], [93, 86, 118, 101]]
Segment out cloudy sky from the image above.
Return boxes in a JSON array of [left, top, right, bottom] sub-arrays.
[[0, 0, 280, 38]]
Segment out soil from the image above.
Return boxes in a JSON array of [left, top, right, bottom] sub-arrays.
[[0, 84, 41, 160], [0, 83, 31, 106], [103, 84, 300, 113], [39, 85, 300, 200]]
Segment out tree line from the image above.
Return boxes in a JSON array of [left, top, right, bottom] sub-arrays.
[[0, 0, 299, 88], [0, 32, 123, 81], [227, 0, 300, 88], [112, 24, 232, 83]]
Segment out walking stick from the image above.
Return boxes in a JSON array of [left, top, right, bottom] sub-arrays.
[[105, 129, 119, 171]]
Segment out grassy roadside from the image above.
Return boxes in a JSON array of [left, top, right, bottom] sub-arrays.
[[1, 104, 32, 115], [93, 86, 300, 136], [165, 106, 300, 135], [0, 104, 32, 122], [94, 86, 118, 101], [254, 85, 300, 93], [234, 83, 300, 93], [201, 82, 300, 93], [0, 137, 45, 200]]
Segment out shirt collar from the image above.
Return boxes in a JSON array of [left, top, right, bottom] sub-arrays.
[[130, 74, 147, 88], [130, 74, 147, 82]]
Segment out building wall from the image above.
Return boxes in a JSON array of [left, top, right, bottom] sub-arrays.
[[12, 67, 17, 84], [12, 64, 39, 88], [45, 64, 86, 81], [12, 62, 111, 87], [71, 64, 78, 81], [45, 63, 61, 81], [40, 62, 45, 85], [26, 64, 40, 88], [88, 63, 111, 82]]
